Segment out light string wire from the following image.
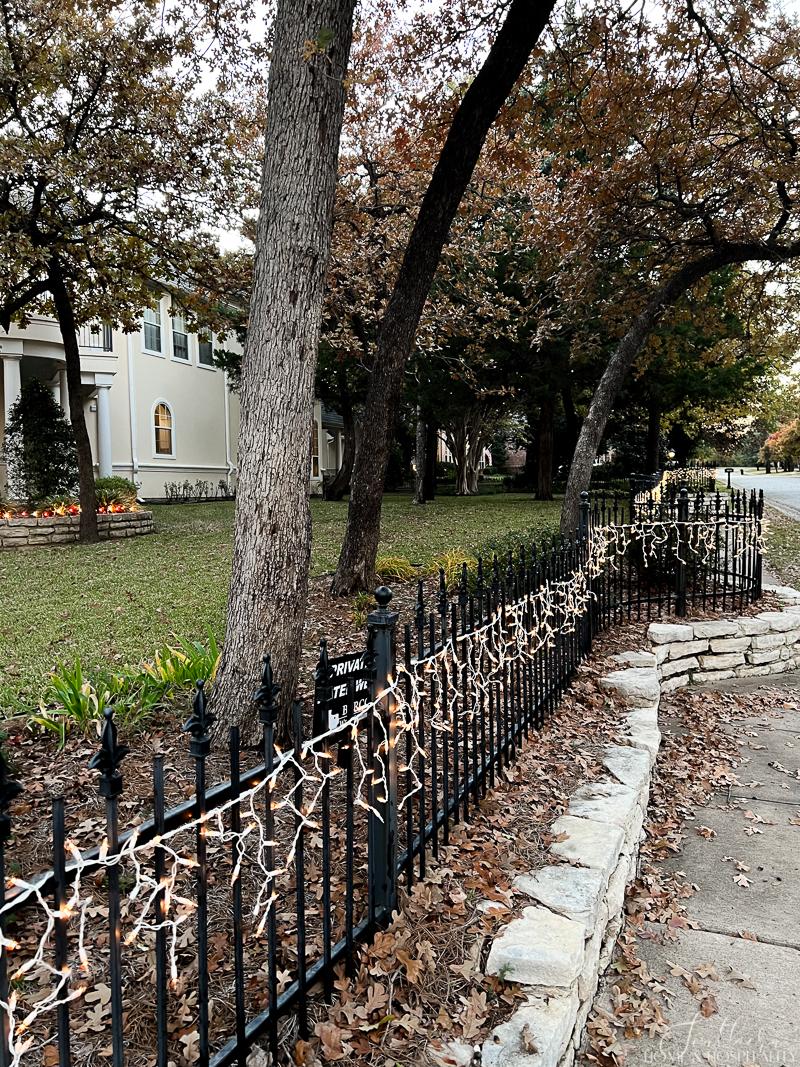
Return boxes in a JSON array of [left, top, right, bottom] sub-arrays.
[[0, 513, 763, 1064]]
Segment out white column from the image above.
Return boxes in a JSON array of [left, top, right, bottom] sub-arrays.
[[2, 354, 22, 427], [59, 367, 70, 421], [96, 383, 113, 477]]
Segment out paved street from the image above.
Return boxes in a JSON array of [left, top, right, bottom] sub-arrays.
[[723, 467, 800, 522]]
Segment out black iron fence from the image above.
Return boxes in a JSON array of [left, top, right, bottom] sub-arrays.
[[0, 484, 764, 1067]]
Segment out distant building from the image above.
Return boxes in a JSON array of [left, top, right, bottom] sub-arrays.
[[1, 296, 344, 499]]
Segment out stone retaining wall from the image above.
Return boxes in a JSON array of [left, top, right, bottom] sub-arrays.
[[0, 511, 155, 549], [473, 654, 661, 1067], [469, 584, 800, 1067], [649, 584, 800, 692]]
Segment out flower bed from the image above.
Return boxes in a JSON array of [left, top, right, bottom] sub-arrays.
[[0, 509, 154, 548]]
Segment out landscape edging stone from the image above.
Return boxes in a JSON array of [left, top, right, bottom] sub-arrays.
[[477, 657, 661, 1066]]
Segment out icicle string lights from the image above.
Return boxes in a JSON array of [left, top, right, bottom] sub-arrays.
[[0, 513, 763, 1064]]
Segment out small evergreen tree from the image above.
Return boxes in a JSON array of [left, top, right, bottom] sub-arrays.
[[4, 380, 79, 505]]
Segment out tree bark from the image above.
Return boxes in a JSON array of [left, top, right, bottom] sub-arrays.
[[424, 421, 438, 500], [536, 397, 554, 501], [645, 400, 661, 473], [330, 0, 556, 595], [324, 381, 355, 500], [212, 0, 355, 738], [560, 245, 768, 535], [413, 407, 426, 504], [48, 261, 99, 543]]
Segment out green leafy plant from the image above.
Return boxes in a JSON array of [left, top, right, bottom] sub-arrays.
[[374, 555, 416, 582], [140, 633, 221, 692], [427, 549, 480, 590], [29, 632, 220, 746], [351, 590, 373, 627], [32, 659, 115, 746], [94, 475, 138, 508]]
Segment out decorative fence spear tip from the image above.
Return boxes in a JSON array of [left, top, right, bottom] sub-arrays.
[[89, 705, 129, 796], [182, 679, 216, 739], [253, 654, 281, 723]]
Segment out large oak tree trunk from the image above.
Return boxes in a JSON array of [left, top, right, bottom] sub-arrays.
[[324, 382, 355, 500], [212, 0, 355, 738], [560, 248, 757, 535], [536, 397, 554, 501], [48, 262, 99, 543], [413, 408, 426, 505], [330, 0, 556, 595], [424, 421, 438, 500], [646, 400, 661, 473]]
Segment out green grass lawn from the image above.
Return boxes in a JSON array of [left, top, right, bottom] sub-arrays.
[[0, 493, 560, 715]]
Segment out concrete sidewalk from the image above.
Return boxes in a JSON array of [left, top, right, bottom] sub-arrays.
[[582, 675, 800, 1067]]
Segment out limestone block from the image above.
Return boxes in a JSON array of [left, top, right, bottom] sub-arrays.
[[603, 745, 650, 800], [653, 645, 670, 665], [512, 866, 605, 933], [604, 857, 630, 921], [666, 639, 709, 660], [611, 650, 657, 668], [769, 662, 788, 674], [757, 611, 800, 632], [692, 619, 741, 639], [648, 623, 693, 644], [763, 583, 800, 604], [660, 656, 698, 679], [549, 816, 625, 883], [623, 711, 661, 762], [736, 664, 771, 678], [661, 674, 690, 693], [578, 923, 604, 1001], [780, 646, 794, 660], [568, 780, 640, 837], [747, 648, 781, 665], [599, 668, 660, 708], [693, 670, 735, 683], [482, 989, 579, 1067], [738, 617, 771, 636], [709, 636, 751, 653], [783, 628, 800, 647], [698, 652, 745, 670], [751, 633, 786, 650], [485, 906, 585, 987]]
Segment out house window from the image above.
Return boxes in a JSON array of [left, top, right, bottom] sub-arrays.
[[143, 303, 162, 353], [311, 419, 320, 478], [198, 331, 214, 367], [154, 402, 174, 456], [172, 313, 189, 361]]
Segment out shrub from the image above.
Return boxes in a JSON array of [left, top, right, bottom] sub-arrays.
[[427, 549, 480, 590], [351, 590, 373, 626], [375, 555, 417, 582], [3, 379, 78, 505], [94, 475, 138, 507]]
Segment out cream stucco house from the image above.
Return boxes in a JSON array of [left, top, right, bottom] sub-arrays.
[[1, 295, 344, 500]]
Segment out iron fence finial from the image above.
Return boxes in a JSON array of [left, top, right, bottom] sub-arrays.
[[89, 705, 129, 797]]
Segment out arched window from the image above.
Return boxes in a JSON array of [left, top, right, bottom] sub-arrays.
[[154, 402, 174, 456]]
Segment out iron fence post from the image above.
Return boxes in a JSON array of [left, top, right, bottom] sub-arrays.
[[579, 491, 593, 654], [675, 487, 689, 616], [182, 680, 215, 1067], [367, 586, 399, 920], [89, 705, 130, 1067], [0, 754, 21, 1067]]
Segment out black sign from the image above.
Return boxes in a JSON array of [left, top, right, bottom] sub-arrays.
[[321, 652, 371, 730]]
